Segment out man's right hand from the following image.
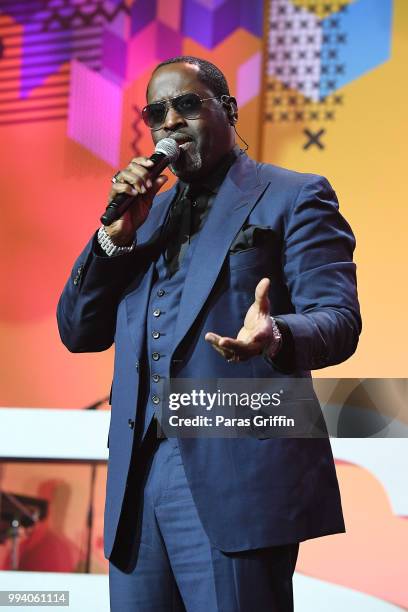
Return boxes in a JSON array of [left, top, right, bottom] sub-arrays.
[[105, 157, 168, 246]]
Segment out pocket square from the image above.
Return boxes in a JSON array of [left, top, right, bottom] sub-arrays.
[[229, 225, 274, 253]]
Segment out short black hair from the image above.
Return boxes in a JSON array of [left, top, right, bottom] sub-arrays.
[[147, 55, 230, 99]]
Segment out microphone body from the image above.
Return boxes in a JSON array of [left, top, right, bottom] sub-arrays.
[[100, 138, 180, 226]]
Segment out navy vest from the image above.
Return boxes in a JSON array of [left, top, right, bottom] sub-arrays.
[[140, 220, 202, 438]]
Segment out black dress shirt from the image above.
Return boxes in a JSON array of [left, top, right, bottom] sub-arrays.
[[163, 146, 240, 276]]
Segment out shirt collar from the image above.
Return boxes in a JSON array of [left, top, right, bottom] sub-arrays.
[[178, 145, 242, 197]]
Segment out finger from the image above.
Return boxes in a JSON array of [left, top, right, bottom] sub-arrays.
[[205, 332, 223, 346], [220, 337, 268, 360], [211, 343, 238, 362], [254, 277, 271, 314], [215, 337, 244, 360], [218, 337, 239, 350], [212, 344, 231, 359], [120, 168, 152, 192], [110, 175, 168, 211], [110, 182, 138, 199], [219, 338, 251, 356], [128, 157, 155, 168], [111, 174, 145, 196], [207, 334, 248, 357], [128, 159, 155, 188], [205, 333, 233, 358]]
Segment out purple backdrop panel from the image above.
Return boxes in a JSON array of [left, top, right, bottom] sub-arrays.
[[3, 0, 44, 25], [102, 28, 128, 81], [182, 0, 239, 49], [20, 22, 104, 98], [195, 0, 228, 7], [240, 0, 264, 37], [131, 0, 158, 35], [104, 11, 131, 39], [68, 60, 123, 166]]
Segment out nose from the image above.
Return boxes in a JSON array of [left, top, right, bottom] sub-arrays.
[[162, 104, 187, 131]]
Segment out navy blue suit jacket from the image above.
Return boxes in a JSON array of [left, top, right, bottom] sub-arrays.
[[57, 152, 361, 558]]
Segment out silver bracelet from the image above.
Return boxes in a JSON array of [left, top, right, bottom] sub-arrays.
[[97, 226, 135, 257], [263, 316, 283, 360]]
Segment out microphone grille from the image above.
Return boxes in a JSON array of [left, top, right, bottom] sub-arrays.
[[154, 138, 180, 162]]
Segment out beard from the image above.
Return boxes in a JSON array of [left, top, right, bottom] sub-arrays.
[[170, 141, 203, 179]]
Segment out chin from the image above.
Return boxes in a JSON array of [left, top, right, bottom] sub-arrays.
[[171, 149, 203, 180]]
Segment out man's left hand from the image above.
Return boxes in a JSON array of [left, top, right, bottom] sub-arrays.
[[205, 278, 281, 363]]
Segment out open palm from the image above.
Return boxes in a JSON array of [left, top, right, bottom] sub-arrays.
[[205, 278, 275, 362]]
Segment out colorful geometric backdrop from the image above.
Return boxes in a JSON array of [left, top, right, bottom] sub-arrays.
[[0, 0, 407, 609]]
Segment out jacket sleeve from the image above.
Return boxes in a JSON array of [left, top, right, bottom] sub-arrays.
[[276, 175, 362, 370], [56, 231, 148, 353]]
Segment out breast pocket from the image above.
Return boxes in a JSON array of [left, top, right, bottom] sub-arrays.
[[228, 247, 267, 271], [227, 247, 274, 297]]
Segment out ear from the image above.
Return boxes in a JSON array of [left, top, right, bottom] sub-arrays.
[[221, 95, 238, 125]]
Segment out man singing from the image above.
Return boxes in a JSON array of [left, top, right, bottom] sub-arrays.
[[57, 56, 361, 611]]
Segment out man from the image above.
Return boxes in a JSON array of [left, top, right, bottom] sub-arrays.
[[57, 56, 361, 611]]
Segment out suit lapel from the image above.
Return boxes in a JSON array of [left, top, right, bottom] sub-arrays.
[[136, 183, 178, 246], [172, 153, 270, 356]]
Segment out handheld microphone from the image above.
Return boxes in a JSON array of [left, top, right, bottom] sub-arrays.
[[100, 138, 180, 226]]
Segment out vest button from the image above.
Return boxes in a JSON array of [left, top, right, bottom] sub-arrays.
[[152, 331, 160, 339], [152, 352, 160, 361], [157, 289, 165, 297], [153, 308, 161, 317], [73, 265, 83, 285], [128, 419, 135, 429], [152, 374, 160, 383], [152, 395, 160, 405]]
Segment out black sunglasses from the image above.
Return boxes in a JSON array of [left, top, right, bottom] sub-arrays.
[[142, 92, 224, 131]]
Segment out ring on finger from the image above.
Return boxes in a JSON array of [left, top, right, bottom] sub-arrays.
[[111, 171, 122, 184], [227, 351, 239, 364]]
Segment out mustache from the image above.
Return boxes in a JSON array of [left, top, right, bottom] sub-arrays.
[[166, 133, 194, 145]]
